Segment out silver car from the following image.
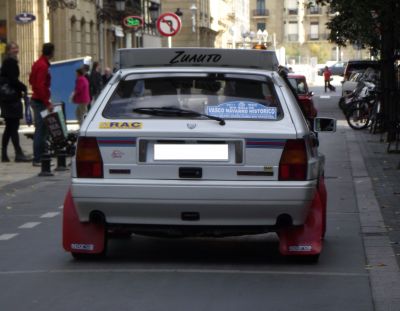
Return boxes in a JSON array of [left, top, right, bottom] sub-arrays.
[[63, 48, 335, 262]]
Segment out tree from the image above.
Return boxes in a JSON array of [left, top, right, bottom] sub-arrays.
[[313, 0, 400, 142]]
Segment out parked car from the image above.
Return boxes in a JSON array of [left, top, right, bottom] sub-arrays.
[[341, 70, 364, 97], [318, 61, 347, 76], [288, 74, 317, 119], [62, 48, 336, 262], [339, 67, 380, 111], [343, 60, 380, 81]]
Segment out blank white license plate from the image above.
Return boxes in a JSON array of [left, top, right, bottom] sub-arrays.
[[154, 144, 229, 161]]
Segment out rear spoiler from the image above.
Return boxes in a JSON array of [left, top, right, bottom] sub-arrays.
[[114, 48, 279, 71]]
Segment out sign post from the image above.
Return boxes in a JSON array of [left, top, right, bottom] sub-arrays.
[[156, 12, 182, 48]]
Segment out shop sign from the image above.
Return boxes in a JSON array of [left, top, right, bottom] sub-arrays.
[[15, 12, 36, 24], [123, 16, 143, 29]]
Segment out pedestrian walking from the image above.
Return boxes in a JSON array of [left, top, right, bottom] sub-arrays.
[[72, 68, 90, 125], [323, 66, 335, 92], [29, 42, 55, 166], [89, 61, 102, 101], [102, 67, 113, 87], [0, 42, 31, 162]]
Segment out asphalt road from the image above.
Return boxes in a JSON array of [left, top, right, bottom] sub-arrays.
[[0, 89, 377, 311]]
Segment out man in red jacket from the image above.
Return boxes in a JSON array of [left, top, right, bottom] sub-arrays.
[[29, 43, 55, 166]]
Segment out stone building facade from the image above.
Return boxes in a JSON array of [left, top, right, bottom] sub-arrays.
[[0, 0, 162, 86], [249, 0, 369, 64], [158, 0, 250, 49]]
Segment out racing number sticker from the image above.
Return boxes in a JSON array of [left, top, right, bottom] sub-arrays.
[[156, 13, 182, 37]]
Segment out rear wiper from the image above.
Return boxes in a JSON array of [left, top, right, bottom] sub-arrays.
[[133, 106, 226, 126]]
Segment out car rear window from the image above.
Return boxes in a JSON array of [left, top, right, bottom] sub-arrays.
[[288, 77, 308, 95], [102, 72, 283, 121], [344, 61, 380, 81]]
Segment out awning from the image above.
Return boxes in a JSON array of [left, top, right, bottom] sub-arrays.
[[114, 25, 124, 37]]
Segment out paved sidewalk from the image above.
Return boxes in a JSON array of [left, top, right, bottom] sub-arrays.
[[352, 128, 400, 267], [0, 125, 46, 188]]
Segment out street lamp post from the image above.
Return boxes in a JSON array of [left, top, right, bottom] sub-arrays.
[[190, 4, 197, 33], [113, 0, 126, 50], [115, 0, 125, 12], [149, 2, 160, 25], [241, 30, 249, 49], [249, 31, 256, 46]]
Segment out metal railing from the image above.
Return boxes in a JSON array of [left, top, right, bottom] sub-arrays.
[[252, 9, 270, 17], [307, 7, 322, 15], [286, 34, 299, 42], [307, 33, 329, 41]]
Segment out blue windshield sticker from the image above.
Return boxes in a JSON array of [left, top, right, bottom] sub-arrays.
[[207, 102, 277, 119]]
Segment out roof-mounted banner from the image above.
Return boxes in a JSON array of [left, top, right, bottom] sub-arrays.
[[115, 48, 279, 71]]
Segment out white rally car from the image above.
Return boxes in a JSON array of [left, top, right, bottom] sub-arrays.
[[63, 48, 336, 261]]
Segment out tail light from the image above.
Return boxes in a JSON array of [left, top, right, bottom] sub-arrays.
[[76, 137, 103, 178], [279, 139, 308, 181]]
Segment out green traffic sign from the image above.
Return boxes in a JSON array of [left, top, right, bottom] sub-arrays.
[[123, 16, 143, 28]]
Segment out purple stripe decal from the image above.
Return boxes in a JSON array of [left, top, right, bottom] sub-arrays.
[[98, 137, 136, 146], [246, 139, 286, 148]]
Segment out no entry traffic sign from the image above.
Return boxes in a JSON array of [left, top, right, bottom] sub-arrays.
[[156, 12, 182, 37]]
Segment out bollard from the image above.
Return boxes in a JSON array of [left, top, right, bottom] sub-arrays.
[[38, 153, 54, 177], [55, 150, 68, 172]]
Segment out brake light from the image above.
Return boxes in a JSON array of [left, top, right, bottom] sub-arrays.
[[76, 137, 103, 178], [279, 139, 308, 181]]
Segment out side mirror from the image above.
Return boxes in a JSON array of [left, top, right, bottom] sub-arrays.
[[314, 117, 336, 133], [308, 91, 314, 96]]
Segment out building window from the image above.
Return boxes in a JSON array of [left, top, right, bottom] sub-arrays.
[[257, 23, 266, 32], [70, 16, 77, 57], [254, 0, 268, 16], [310, 22, 319, 40], [89, 21, 95, 57], [80, 18, 86, 56], [287, 0, 298, 14], [288, 21, 298, 41], [257, 0, 265, 10]]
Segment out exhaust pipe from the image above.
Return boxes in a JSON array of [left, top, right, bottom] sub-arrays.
[[276, 214, 293, 228], [89, 210, 106, 224]]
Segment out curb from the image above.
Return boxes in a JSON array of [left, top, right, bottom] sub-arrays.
[[347, 130, 400, 310]]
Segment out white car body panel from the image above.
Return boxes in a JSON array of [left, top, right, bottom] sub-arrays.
[[70, 48, 324, 233]]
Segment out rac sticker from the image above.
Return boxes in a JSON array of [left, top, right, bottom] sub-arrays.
[[99, 122, 142, 129]]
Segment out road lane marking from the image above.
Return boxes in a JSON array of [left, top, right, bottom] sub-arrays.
[[40, 212, 60, 218], [19, 222, 41, 229], [320, 95, 331, 99], [58, 205, 63, 210], [0, 233, 19, 240], [0, 268, 369, 277]]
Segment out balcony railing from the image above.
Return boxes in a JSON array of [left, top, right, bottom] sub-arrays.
[[286, 34, 299, 42], [308, 34, 320, 41], [252, 9, 270, 17], [307, 33, 329, 41], [307, 7, 322, 15], [287, 8, 298, 15]]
